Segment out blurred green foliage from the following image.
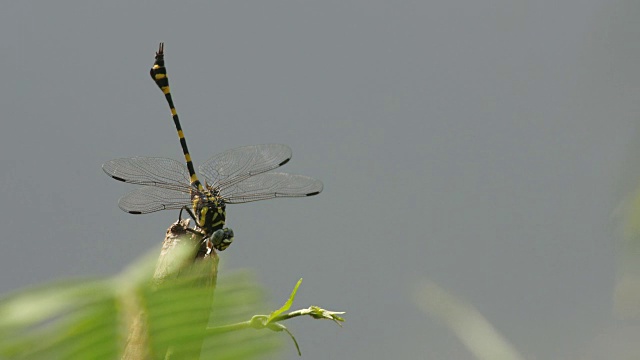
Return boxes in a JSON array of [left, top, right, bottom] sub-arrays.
[[0, 249, 280, 359]]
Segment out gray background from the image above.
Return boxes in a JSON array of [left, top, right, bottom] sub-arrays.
[[1, 1, 639, 359]]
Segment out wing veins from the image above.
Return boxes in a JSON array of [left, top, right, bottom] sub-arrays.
[[199, 144, 292, 191]]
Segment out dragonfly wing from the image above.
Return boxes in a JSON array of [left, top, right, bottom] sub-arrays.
[[221, 172, 323, 204], [118, 186, 192, 214], [103, 157, 192, 192], [199, 144, 292, 190]]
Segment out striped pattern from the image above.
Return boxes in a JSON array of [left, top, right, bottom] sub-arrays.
[[149, 43, 204, 192]]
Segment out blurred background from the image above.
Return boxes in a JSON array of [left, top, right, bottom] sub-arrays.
[[1, 1, 640, 358]]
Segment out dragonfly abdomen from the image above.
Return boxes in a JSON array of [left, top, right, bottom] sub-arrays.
[[150, 43, 204, 193]]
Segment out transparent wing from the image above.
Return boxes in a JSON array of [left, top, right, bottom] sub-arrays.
[[221, 172, 323, 204], [199, 144, 292, 190], [102, 157, 192, 192], [118, 186, 192, 214]]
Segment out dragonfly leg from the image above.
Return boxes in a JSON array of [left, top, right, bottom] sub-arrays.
[[179, 205, 198, 223], [175, 206, 202, 234], [210, 228, 234, 251], [185, 227, 204, 236]]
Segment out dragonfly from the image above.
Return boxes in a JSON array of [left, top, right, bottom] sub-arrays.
[[103, 43, 323, 252]]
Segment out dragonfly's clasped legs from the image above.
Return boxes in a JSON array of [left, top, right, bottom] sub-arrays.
[[211, 228, 234, 251]]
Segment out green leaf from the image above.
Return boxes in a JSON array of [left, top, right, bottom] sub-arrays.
[[268, 278, 302, 323], [0, 249, 281, 359]]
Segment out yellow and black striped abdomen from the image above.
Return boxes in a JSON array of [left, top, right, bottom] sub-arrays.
[[150, 43, 204, 192]]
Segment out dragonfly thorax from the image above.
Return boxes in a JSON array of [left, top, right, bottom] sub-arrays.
[[191, 191, 227, 236]]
